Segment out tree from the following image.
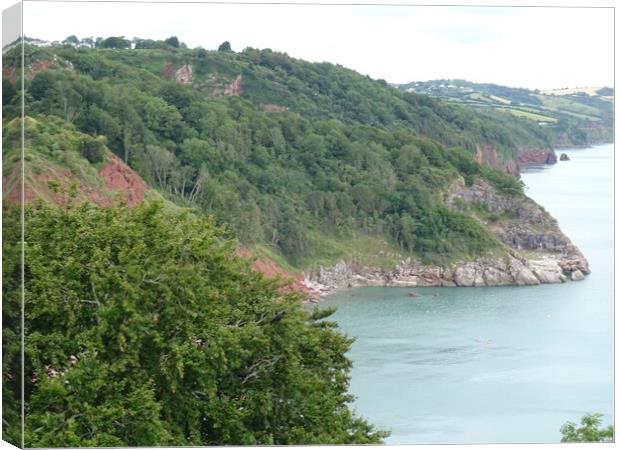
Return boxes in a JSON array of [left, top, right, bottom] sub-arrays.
[[164, 36, 180, 48], [218, 41, 232, 52], [3, 201, 388, 446], [100, 36, 131, 49], [560, 413, 613, 443], [79, 136, 106, 163], [62, 35, 80, 47], [81, 36, 94, 48]]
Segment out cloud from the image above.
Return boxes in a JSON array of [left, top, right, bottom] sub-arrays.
[[21, 2, 613, 90]]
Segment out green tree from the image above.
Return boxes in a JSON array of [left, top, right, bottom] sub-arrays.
[[218, 41, 232, 52], [560, 413, 614, 443], [79, 136, 106, 163], [62, 35, 80, 47], [164, 36, 180, 48], [100, 36, 131, 49], [3, 201, 388, 446]]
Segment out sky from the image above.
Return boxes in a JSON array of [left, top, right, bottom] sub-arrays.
[[20, 1, 615, 90]]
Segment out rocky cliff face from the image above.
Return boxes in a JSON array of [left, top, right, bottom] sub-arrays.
[[4, 154, 148, 207], [162, 62, 193, 85], [474, 145, 556, 177], [517, 147, 558, 165], [224, 74, 243, 96], [474, 144, 518, 176], [305, 177, 589, 296]]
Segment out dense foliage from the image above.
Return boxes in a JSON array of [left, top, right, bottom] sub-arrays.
[[560, 413, 614, 443], [2, 43, 528, 267], [2, 200, 388, 446]]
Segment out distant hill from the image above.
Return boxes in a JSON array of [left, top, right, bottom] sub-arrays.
[[395, 79, 613, 148]]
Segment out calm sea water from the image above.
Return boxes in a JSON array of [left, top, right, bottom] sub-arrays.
[[321, 144, 614, 444]]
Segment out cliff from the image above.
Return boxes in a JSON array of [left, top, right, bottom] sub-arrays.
[[305, 177, 588, 296]]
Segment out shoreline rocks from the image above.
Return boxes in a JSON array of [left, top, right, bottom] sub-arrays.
[[302, 250, 589, 299]]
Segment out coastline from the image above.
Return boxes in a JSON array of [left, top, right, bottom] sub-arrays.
[[300, 164, 594, 302], [301, 250, 589, 302]]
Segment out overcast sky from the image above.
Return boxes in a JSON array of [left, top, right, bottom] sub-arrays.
[[21, 1, 614, 90]]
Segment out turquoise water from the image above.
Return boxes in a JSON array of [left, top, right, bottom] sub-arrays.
[[321, 144, 614, 444]]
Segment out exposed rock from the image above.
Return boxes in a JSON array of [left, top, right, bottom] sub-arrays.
[[4, 155, 148, 207], [474, 144, 501, 170], [571, 269, 585, 281], [527, 258, 565, 284], [224, 74, 243, 96], [482, 264, 514, 286], [4, 58, 67, 82], [510, 261, 540, 285], [454, 264, 482, 287], [496, 223, 570, 251], [235, 246, 315, 297], [175, 64, 193, 85], [560, 153, 570, 161], [98, 155, 148, 206], [31, 59, 54, 75], [161, 62, 193, 85], [474, 144, 520, 176], [162, 62, 175, 80], [446, 177, 557, 226], [517, 148, 557, 166]]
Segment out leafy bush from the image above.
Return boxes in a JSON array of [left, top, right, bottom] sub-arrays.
[[560, 413, 613, 443], [79, 136, 105, 163]]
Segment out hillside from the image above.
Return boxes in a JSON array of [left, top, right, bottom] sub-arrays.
[[2, 116, 155, 206], [4, 43, 558, 174], [2, 40, 588, 285], [396, 79, 613, 148]]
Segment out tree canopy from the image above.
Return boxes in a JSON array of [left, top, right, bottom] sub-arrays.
[[2, 200, 388, 446], [218, 41, 232, 52], [560, 413, 613, 443]]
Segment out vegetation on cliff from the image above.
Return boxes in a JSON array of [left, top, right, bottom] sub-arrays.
[[4, 41, 528, 269]]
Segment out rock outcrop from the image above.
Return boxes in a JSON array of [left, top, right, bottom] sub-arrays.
[[517, 147, 557, 165], [474, 144, 519, 176], [4, 154, 148, 207], [175, 64, 193, 85], [305, 177, 589, 296], [162, 62, 193, 85], [224, 74, 243, 96], [162, 62, 175, 80], [473, 145, 557, 177]]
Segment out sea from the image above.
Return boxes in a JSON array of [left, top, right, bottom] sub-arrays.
[[320, 144, 614, 444]]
